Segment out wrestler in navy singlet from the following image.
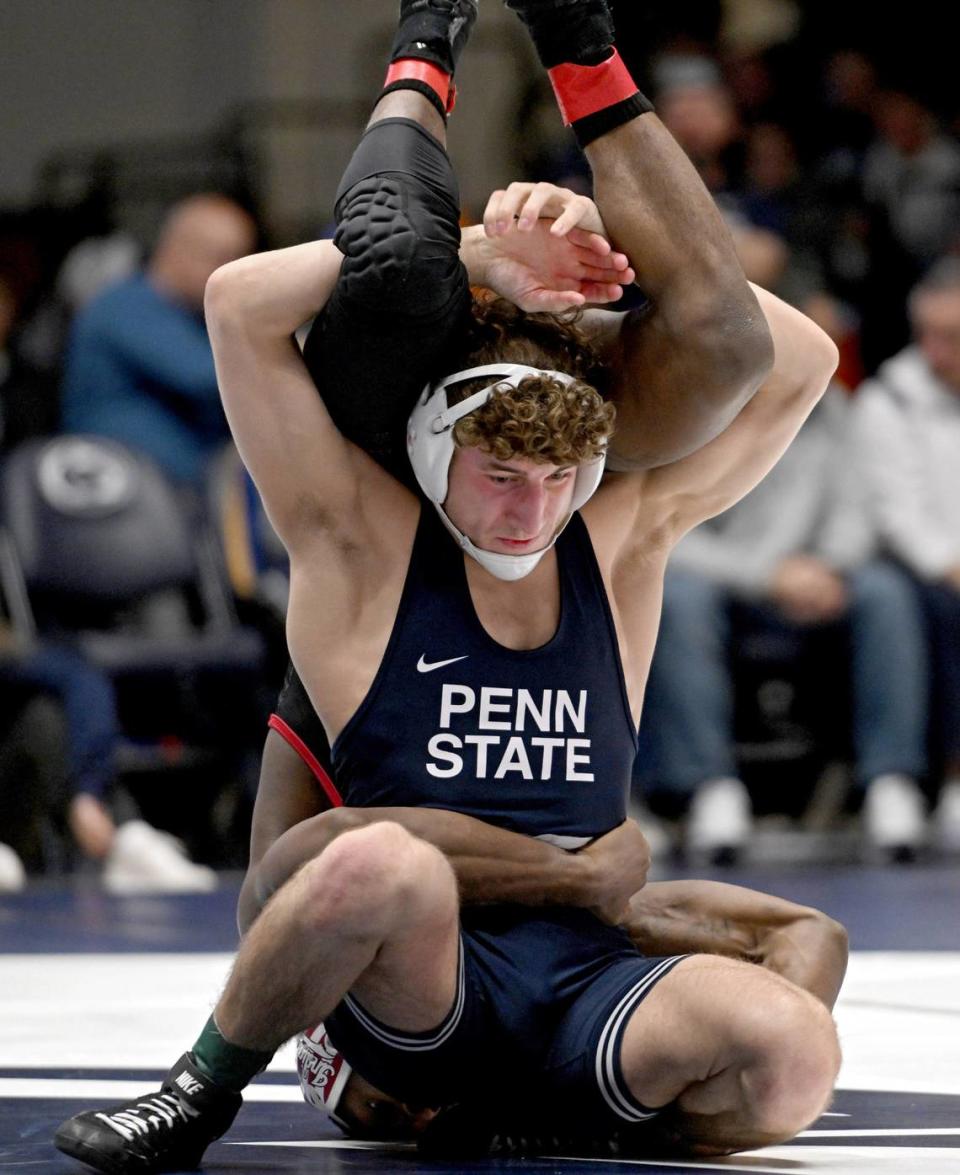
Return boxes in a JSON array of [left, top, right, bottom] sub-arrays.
[[275, 508, 685, 1135], [332, 506, 637, 846]]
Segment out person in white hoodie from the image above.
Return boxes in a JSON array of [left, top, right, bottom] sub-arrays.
[[634, 383, 930, 862], [854, 256, 960, 853]]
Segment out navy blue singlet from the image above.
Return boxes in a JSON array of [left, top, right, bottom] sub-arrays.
[[331, 507, 636, 845]]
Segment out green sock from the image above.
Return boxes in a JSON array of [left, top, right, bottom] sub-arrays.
[[192, 1014, 274, 1093]]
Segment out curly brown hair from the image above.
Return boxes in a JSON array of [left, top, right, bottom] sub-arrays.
[[447, 295, 615, 465]]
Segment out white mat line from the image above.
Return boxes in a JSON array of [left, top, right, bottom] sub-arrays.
[[800, 1127, 960, 1138], [0, 1078, 303, 1101]]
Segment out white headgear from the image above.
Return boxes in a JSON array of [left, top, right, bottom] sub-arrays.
[[296, 1023, 353, 1130], [406, 363, 606, 580]]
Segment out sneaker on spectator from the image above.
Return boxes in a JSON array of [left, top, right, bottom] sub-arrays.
[[686, 777, 752, 865], [0, 843, 26, 893], [103, 821, 218, 895], [933, 779, 960, 854], [864, 774, 926, 861], [627, 797, 672, 860]]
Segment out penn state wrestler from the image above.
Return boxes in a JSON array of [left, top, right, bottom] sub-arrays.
[[263, 665, 847, 1148], [55, 1, 841, 1170]]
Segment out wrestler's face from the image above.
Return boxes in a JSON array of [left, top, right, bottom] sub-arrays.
[[912, 288, 960, 392], [335, 1071, 438, 1141], [444, 445, 577, 557]]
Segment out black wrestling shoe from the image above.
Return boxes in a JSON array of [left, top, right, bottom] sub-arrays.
[[503, 0, 613, 69], [391, 0, 479, 74], [54, 1053, 241, 1174]]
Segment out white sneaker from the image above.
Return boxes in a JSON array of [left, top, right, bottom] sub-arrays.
[[864, 774, 926, 859], [686, 777, 752, 864], [933, 779, 960, 853], [103, 821, 218, 895], [0, 842, 26, 893], [627, 798, 672, 860]]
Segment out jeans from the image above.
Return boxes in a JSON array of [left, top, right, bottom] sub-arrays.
[[0, 643, 118, 800], [635, 559, 929, 796], [911, 579, 960, 764]]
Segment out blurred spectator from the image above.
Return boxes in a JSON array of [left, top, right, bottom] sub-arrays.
[[0, 630, 218, 892], [0, 692, 65, 892], [61, 194, 256, 486], [863, 92, 960, 271], [635, 386, 929, 863], [854, 258, 960, 852], [0, 272, 59, 449], [857, 92, 960, 368], [739, 122, 830, 302], [814, 50, 879, 171], [655, 56, 744, 198]]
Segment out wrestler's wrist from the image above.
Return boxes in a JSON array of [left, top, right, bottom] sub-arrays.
[[565, 846, 604, 907], [458, 225, 494, 287]]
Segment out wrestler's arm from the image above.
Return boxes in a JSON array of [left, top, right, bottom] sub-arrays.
[[205, 239, 398, 562], [622, 881, 849, 1010], [644, 284, 839, 527], [238, 783, 647, 934], [587, 285, 839, 566]]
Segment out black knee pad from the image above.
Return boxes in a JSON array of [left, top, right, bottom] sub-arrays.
[[333, 118, 465, 318]]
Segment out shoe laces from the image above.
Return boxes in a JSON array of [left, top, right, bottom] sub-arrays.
[[95, 1093, 198, 1141]]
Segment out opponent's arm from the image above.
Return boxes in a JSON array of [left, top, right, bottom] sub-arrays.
[[622, 880, 849, 1009], [239, 804, 649, 934], [487, 126, 775, 469]]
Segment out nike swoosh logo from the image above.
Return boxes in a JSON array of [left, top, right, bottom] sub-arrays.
[[417, 654, 470, 674]]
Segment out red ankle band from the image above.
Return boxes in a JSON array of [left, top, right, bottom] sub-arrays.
[[384, 59, 457, 114], [547, 49, 638, 125]]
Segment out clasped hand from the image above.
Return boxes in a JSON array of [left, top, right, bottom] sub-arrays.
[[465, 181, 636, 313]]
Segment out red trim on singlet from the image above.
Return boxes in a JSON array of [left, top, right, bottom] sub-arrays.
[[268, 714, 344, 808], [547, 49, 639, 125]]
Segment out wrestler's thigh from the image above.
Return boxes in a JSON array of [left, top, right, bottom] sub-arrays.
[[341, 822, 462, 1034]]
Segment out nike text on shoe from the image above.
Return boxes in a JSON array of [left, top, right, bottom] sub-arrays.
[[54, 1052, 241, 1174]]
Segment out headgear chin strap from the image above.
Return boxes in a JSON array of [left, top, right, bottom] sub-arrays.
[[296, 1023, 353, 1131], [406, 363, 606, 580]]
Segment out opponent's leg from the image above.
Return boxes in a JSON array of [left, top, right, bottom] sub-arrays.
[[56, 823, 461, 1173], [301, 0, 478, 481], [243, 1, 479, 930], [617, 954, 841, 1155], [503, 0, 773, 468]]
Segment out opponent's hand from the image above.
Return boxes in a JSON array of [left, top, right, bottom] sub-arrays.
[[942, 564, 960, 595], [579, 819, 650, 925], [470, 181, 636, 313]]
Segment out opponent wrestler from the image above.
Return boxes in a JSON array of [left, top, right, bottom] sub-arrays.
[[55, 0, 841, 1169]]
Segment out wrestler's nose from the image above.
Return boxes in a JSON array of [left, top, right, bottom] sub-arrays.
[[404, 1105, 440, 1133], [510, 482, 548, 532]]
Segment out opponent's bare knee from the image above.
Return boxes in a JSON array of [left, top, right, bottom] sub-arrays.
[[623, 956, 840, 1156], [737, 986, 840, 1144], [675, 977, 841, 1153], [291, 821, 456, 939]]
